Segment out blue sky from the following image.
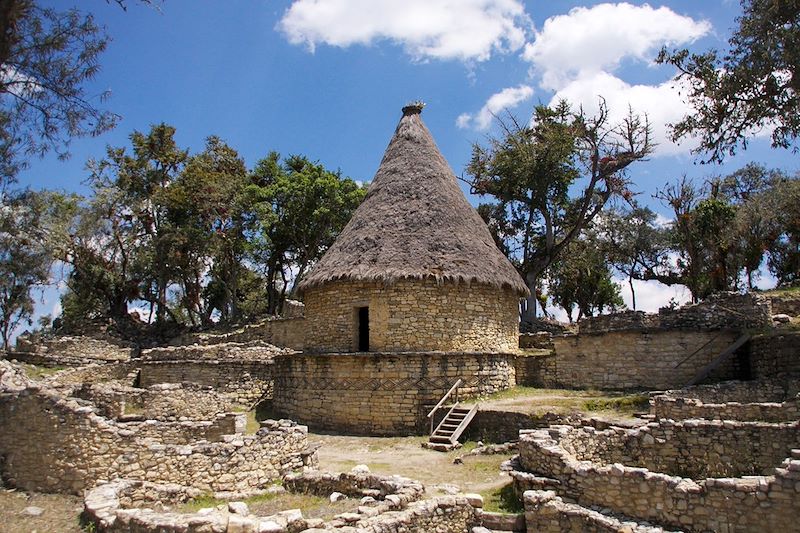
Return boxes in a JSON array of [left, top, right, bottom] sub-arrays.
[[16, 0, 800, 325]]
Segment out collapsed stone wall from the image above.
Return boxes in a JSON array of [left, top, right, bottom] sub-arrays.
[[548, 330, 742, 390], [515, 423, 800, 532], [303, 279, 521, 353], [578, 292, 772, 334], [84, 470, 478, 533], [272, 352, 514, 435], [749, 330, 800, 380], [0, 380, 314, 494]]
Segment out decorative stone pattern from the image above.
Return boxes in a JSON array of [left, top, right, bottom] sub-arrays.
[[0, 377, 315, 494], [272, 352, 515, 435], [578, 292, 772, 334], [303, 279, 520, 353], [523, 490, 673, 533], [549, 330, 743, 389], [750, 331, 800, 380], [515, 423, 800, 532], [652, 380, 800, 422], [84, 471, 478, 533]]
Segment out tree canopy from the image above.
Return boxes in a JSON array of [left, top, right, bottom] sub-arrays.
[[659, 0, 800, 162]]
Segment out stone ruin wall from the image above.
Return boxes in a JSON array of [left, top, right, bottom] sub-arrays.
[[578, 292, 772, 334], [749, 330, 800, 381], [515, 423, 800, 532], [0, 371, 314, 495], [547, 330, 742, 390], [272, 351, 515, 435], [303, 279, 520, 353], [10, 333, 136, 367], [84, 471, 480, 533], [168, 316, 306, 351], [652, 380, 800, 423]]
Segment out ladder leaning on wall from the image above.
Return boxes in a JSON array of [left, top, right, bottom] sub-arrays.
[[425, 379, 479, 450]]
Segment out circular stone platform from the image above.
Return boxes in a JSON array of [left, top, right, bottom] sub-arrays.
[[271, 352, 515, 435]]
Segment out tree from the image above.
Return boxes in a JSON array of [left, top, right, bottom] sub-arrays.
[[0, 189, 61, 348], [247, 153, 366, 314], [659, 0, 800, 162], [598, 206, 668, 310], [467, 99, 652, 323], [548, 230, 625, 323], [0, 0, 118, 186]]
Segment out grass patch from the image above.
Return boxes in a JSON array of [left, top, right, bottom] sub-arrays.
[[582, 394, 650, 414], [179, 494, 224, 512], [481, 482, 523, 514], [122, 403, 144, 415], [20, 364, 63, 379], [248, 492, 360, 520], [244, 410, 260, 435]]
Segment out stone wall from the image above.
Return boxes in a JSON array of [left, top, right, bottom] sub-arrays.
[[0, 381, 314, 494], [84, 471, 479, 533], [549, 330, 743, 390], [169, 317, 306, 350], [767, 292, 800, 317], [10, 334, 136, 367], [749, 331, 800, 380], [138, 359, 274, 407], [515, 424, 800, 532], [515, 352, 556, 387], [523, 490, 672, 533], [303, 279, 520, 353], [651, 380, 800, 423], [272, 352, 515, 435], [578, 292, 772, 334]]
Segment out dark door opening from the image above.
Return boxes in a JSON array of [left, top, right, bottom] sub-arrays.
[[357, 306, 369, 352]]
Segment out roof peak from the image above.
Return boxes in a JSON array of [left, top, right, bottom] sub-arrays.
[[402, 100, 425, 116]]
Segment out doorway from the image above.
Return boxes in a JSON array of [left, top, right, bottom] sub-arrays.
[[357, 306, 369, 352]]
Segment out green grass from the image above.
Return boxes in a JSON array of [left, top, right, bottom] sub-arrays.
[[244, 410, 260, 434], [582, 394, 650, 414], [480, 483, 523, 514], [179, 494, 224, 512], [20, 364, 63, 379]]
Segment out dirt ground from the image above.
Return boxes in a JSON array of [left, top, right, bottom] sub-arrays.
[[0, 489, 84, 533]]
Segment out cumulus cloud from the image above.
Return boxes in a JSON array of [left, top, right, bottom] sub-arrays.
[[456, 85, 534, 130], [523, 2, 710, 91], [278, 0, 531, 62], [551, 71, 699, 155]]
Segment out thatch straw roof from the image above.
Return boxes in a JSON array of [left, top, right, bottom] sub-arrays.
[[298, 104, 529, 296]]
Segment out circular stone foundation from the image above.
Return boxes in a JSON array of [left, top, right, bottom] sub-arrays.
[[271, 352, 515, 435]]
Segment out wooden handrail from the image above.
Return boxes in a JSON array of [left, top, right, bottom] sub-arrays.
[[427, 379, 463, 419]]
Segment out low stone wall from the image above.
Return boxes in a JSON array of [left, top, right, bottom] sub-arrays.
[[768, 293, 800, 317], [750, 331, 800, 380], [651, 380, 800, 423], [138, 359, 274, 407], [142, 341, 290, 361], [515, 423, 800, 532], [549, 330, 742, 390], [168, 316, 306, 350], [272, 352, 515, 435], [10, 334, 136, 367], [523, 490, 673, 533], [0, 380, 315, 494], [84, 470, 478, 533], [578, 292, 772, 334]]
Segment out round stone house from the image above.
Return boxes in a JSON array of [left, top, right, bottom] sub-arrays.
[[273, 104, 529, 435]]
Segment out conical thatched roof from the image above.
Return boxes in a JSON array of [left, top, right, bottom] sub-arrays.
[[298, 104, 529, 296]]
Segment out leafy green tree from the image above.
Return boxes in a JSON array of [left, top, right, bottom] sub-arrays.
[[467, 99, 652, 323], [658, 0, 800, 162], [0, 189, 63, 348], [598, 206, 669, 310], [0, 0, 118, 186], [247, 153, 366, 314], [548, 231, 625, 323], [766, 175, 800, 285]]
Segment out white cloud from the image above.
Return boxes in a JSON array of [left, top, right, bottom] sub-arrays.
[[278, 0, 531, 62], [618, 278, 691, 312], [550, 71, 700, 156], [456, 85, 534, 130], [523, 2, 710, 91]]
